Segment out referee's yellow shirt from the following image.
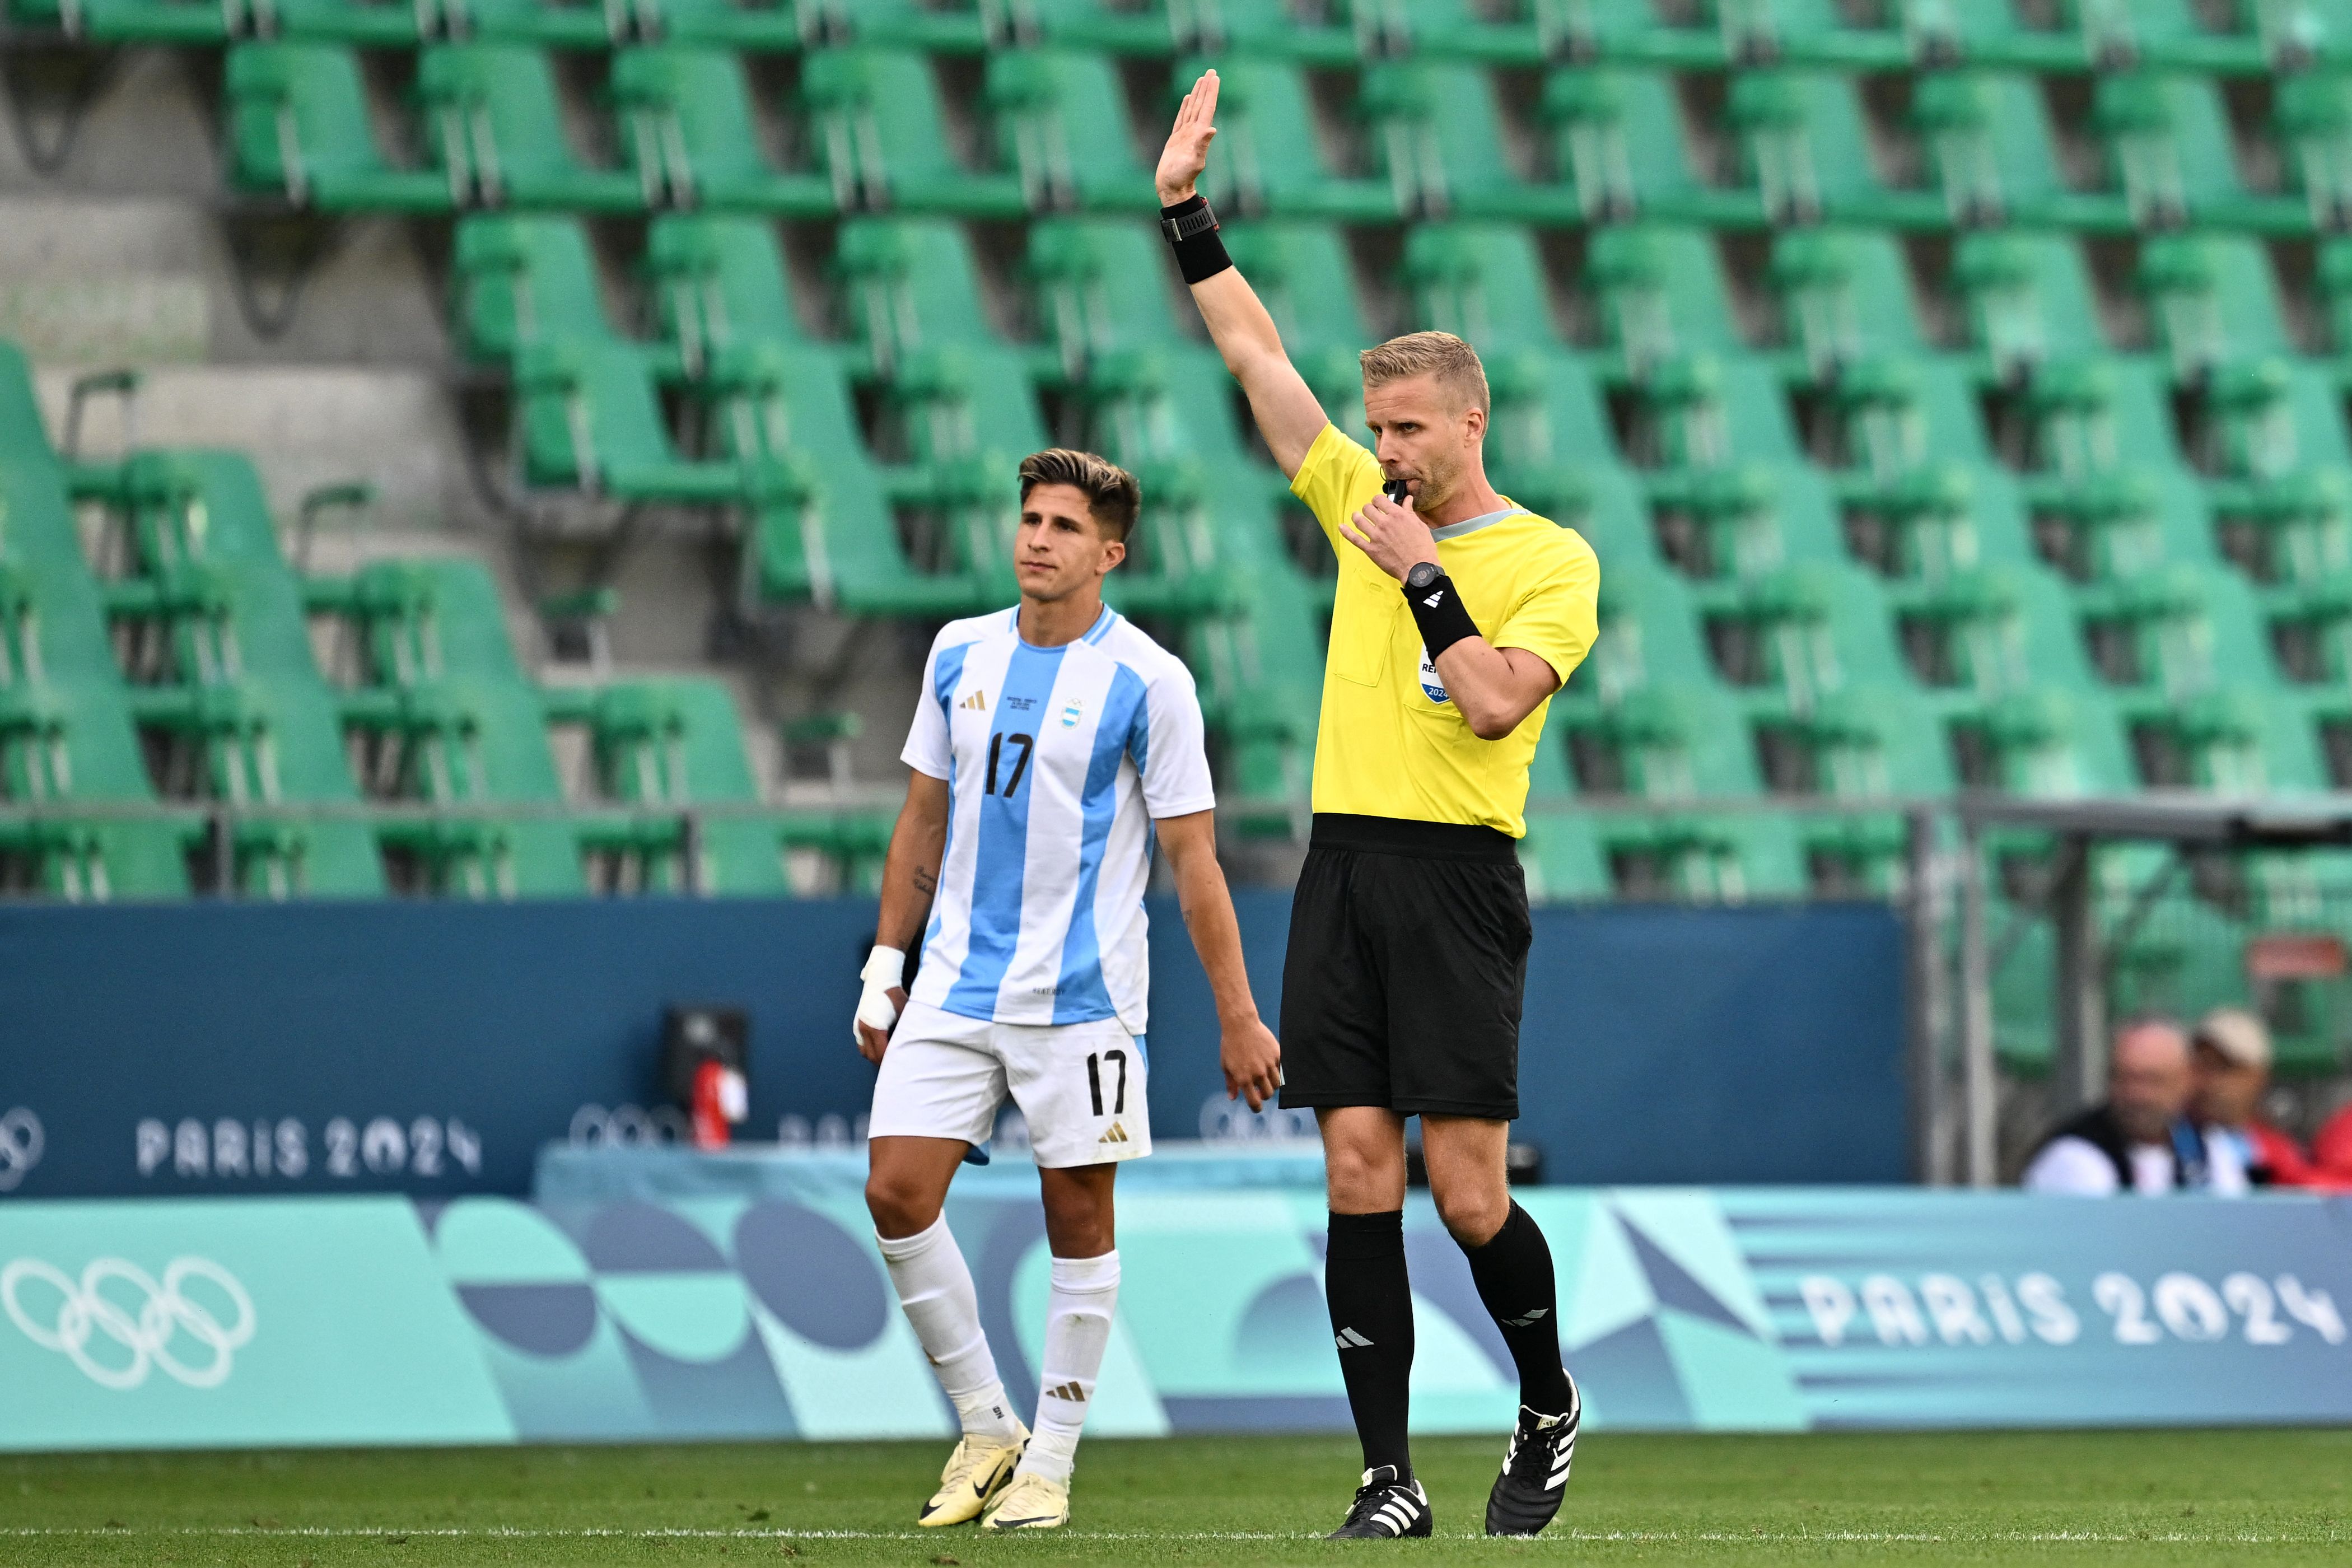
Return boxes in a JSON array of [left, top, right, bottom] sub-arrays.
[[1291, 423, 1599, 838]]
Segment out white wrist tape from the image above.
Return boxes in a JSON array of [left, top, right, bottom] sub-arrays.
[[854, 945, 907, 1043]]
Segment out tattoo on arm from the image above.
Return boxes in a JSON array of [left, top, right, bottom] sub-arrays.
[[911, 866, 937, 897]]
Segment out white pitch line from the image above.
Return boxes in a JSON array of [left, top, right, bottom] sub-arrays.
[[0, 1527, 2342, 1545]]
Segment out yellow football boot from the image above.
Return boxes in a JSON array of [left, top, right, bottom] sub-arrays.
[[980, 1469, 1070, 1531], [916, 1424, 1028, 1527]]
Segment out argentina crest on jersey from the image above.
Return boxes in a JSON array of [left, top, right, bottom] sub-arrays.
[[1417, 641, 1449, 704]]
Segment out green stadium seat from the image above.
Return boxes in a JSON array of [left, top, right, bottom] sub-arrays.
[[798, 0, 986, 52], [1401, 222, 1564, 353], [1213, 222, 1374, 371], [1646, 461, 1845, 581], [800, 48, 1027, 217], [1725, 71, 1945, 230], [1620, 352, 1806, 470], [2078, 559, 2283, 697], [1949, 231, 2108, 381], [15, 0, 230, 41], [2080, 0, 2267, 76], [832, 216, 1005, 358], [1356, 0, 1545, 64], [1540, 0, 1723, 66], [609, 46, 835, 214], [1178, 0, 1356, 63], [2274, 72, 2352, 233], [511, 339, 745, 500], [333, 558, 531, 687], [451, 215, 629, 365], [416, 45, 650, 211], [254, 0, 426, 45], [1541, 68, 1761, 227], [1845, 461, 2040, 580], [445, 0, 613, 46], [697, 341, 993, 614], [643, 213, 809, 374], [1696, 557, 1914, 706], [988, 0, 1176, 53], [1025, 217, 1191, 368], [579, 678, 787, 894], [1910, 72, 2131, 232], [2092, 73, 2307, 235], [226, 44, 458, 213], [1766, 227, 1931, 382], [985, 49, 1156, 213], [1584, 225, 1746, 372], [2137, 233, 2293, 385], [1178, 57, 1398, 223], [1550, 674, 1766, 800], [1723, 0, 1910, 69], [1902, 0, 2088, 72], [1950, 685, 2138, 796], [632, 0, 797, 49], [1362, 61, 1580, 223], [1889, 558, 2104, 698]]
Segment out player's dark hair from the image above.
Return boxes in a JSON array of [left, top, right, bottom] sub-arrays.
[[1019, 449, 1141, 543]]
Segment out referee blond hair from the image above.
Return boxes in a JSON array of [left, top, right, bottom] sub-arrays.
[[1156, 71, 1600, 1541]]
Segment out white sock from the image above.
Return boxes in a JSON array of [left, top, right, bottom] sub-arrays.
[[1019, 1250, 1120, 1485], [876, 1218, 1021, 1444]]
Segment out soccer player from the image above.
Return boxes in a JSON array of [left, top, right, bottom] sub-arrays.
[[854, 449, 1284, 1532], [1154, 73, 1602, 1539]]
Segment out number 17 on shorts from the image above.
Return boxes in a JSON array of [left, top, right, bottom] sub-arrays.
[[869, 1000, 1153, 1168]]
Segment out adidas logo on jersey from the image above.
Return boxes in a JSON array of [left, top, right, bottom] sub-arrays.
[[959, 689, 988, 711], [1098, 1122, 1130, 1144], [1043, 1381, 1086, 1402], [1335, 1327, 1374, 1350]]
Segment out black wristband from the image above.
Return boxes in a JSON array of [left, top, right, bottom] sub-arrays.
[[1159, 193, 1233, 285], [1404, 568, 1481, 662]]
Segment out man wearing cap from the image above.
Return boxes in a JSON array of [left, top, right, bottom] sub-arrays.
[[2191, 1007, 2321, 1189]]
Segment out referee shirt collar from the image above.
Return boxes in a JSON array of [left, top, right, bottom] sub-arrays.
[[1427, 505, 1530, 543]]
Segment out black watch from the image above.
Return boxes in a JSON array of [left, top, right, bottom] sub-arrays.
[[1404, 561, 1444, 593]]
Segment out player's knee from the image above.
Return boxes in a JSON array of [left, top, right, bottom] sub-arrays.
[[1323, 1142, 1404, 1211], [864, 1169, 941, 1238], [1431, 1179, 1508, 1247]]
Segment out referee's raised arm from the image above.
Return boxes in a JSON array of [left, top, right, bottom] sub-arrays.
[[1154, 70, 1328, 480]]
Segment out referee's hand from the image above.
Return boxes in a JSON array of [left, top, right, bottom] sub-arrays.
[[1340, 492, 1439, 583], [1221, 1015, 1284, 1113]]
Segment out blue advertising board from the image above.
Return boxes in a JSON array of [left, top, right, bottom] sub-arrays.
[[4, 1189, 2350, 1450], [0, 897, 1906, 1202]]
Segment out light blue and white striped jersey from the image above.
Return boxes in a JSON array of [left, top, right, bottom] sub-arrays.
[[903, 605, 1215, 1030]]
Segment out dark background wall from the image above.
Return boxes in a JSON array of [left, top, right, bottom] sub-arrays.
[[0, 896, 1907, 1198]]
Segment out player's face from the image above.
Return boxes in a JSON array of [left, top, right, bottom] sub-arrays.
[[1363, 374, 1486, 512], [1015, 482, 1126, 603]]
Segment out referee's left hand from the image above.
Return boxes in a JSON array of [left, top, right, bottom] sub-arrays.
[[1340, 492, 1439, 583], [1221, 1016, 1284, 1113]]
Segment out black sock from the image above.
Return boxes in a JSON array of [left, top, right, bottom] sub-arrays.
[[1462, 1201, 1576, 1416], [1325, 1208, 1414, 1476]]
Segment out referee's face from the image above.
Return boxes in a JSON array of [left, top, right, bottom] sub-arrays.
[[1016, 482, 1126, 603], [1363, 374, 1482, 513]]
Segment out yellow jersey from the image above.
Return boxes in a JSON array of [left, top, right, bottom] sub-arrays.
[[1290, 423, 1599, 837]]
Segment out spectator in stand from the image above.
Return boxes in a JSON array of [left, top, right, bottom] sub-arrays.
[[2191, 1007, 2320, 1189], [2314, 1103, 2352, 1187], [2022, 1017, 2247, 1195]]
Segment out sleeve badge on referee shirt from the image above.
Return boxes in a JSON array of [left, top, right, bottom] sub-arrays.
[[1417, 643, 1450, 704]]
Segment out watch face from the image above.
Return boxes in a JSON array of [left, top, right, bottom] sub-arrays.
[[1406, 562, 1440, 590]]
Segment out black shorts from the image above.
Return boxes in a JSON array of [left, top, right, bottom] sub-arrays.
[[1277, 813, 1532, 1122]]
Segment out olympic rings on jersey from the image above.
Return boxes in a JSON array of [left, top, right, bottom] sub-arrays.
[[0, 1108, 41, 1192], [1, 1256, 256, 1390]]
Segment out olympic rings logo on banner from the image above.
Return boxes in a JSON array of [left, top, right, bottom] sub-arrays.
[[0, 1109, 42, 1192], [1, 1256, 256, 1390]]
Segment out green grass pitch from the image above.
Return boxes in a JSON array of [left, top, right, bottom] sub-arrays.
[[3, 1430, 2348, 1567]]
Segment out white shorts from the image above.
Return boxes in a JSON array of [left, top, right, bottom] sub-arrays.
[[868, 999, 1152, 1168]]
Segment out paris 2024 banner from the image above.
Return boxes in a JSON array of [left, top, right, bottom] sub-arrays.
[[2, 1188, 2350, 1449]]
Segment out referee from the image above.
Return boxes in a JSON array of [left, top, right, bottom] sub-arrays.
[[1155, 73, 1600, 1541]]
